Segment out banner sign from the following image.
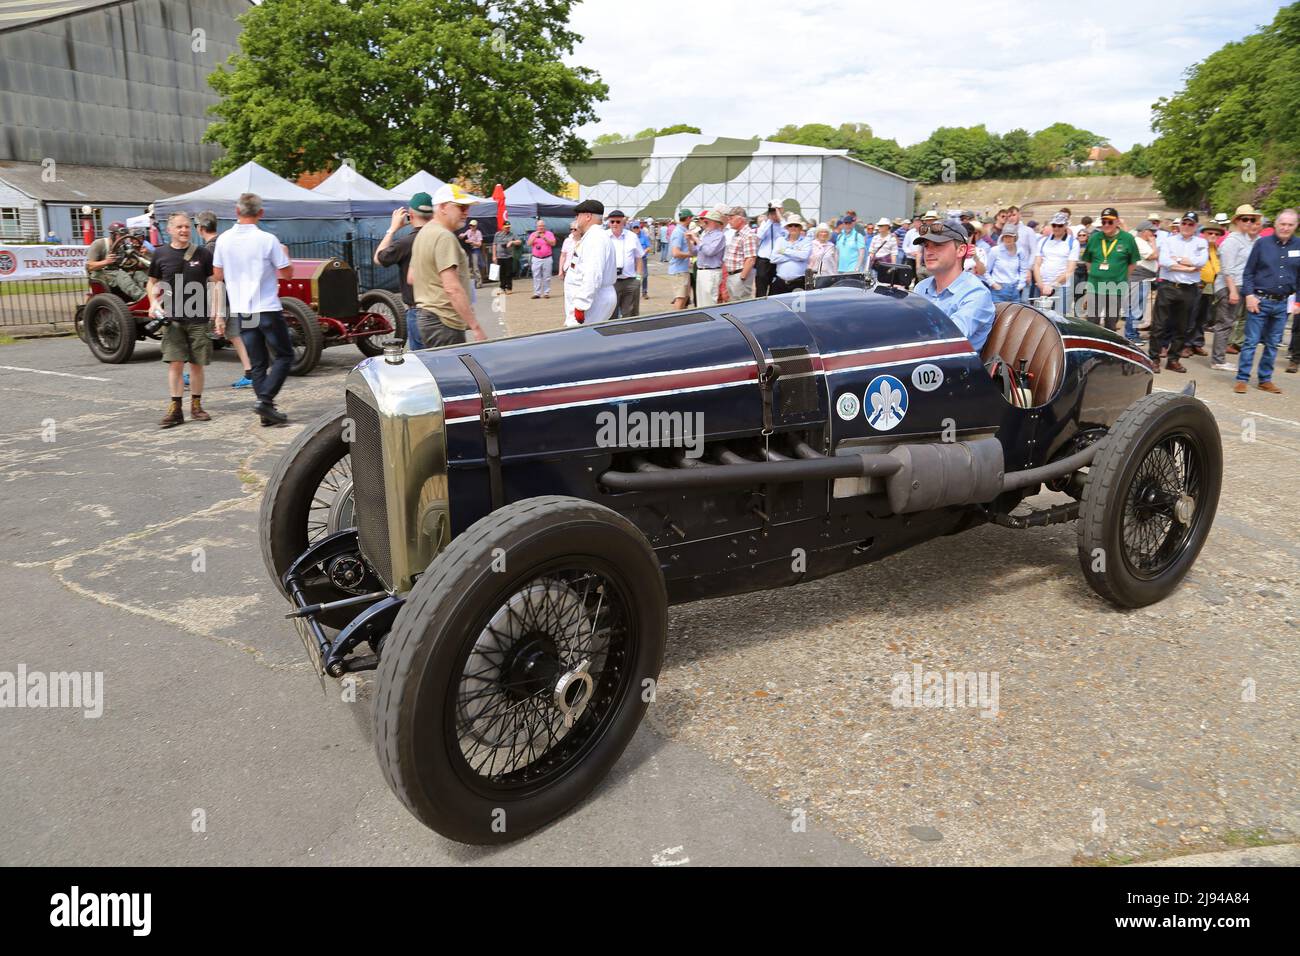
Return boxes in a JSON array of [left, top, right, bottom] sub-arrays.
[[0, 244, 89, 281]]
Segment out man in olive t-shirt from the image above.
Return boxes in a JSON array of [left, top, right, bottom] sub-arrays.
[[407, 184, 487, 347], [1081, 207, 1141, 332]]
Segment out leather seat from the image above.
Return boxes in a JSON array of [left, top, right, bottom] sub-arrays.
[[980, 302, 1064, 406]]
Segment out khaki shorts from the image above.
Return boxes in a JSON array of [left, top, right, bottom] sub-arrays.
[[667, 271, 691, 300], [161, 320, 212, 365]]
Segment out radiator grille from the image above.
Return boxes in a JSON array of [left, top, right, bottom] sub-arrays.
[[346, 390, 392, 586], [319, 259, 359, 319]]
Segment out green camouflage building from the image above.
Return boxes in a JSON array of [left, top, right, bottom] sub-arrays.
[[566, 133, 914, 223]]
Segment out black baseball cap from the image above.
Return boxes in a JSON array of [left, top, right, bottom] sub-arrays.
[[607, 209, 626, 219], [574, 199, 604, 215], [1181, 211, 1199, 223], [1100, 207, 1119, 219]]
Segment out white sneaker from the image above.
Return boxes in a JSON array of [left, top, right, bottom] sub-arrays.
[[1211, 363, 1236, 371]]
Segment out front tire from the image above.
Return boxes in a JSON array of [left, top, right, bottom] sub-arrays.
[[356, 289, 407, 356], [1077, 392, 1221, 607], [375, 496, 667, 844], [259, 410, 357, 629]]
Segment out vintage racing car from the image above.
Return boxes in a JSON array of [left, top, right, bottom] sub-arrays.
[[76, 256, 405, 373], [260, 281, 1221, 844]]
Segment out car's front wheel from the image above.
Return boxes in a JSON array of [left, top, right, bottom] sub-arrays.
[[374, 496, 666, 844], [1077, 392, 1222, 607], [259, 410, 358, 629]]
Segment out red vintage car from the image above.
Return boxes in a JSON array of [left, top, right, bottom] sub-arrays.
[[76, 257, 405, 375]]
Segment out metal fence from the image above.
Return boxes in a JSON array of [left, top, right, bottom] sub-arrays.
[[0, 234, 401, 333], [0, 277, 85, 332], [286, 235, 398, 295]]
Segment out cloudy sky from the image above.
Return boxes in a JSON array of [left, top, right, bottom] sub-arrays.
[[567, 0, 1285, 149]]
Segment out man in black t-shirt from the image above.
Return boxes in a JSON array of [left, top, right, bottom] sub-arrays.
[[373, 192, 432, 349], [147, 211, 218, 427]]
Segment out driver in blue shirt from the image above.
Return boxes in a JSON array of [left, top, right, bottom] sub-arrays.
[[912, 220, 996, 352]]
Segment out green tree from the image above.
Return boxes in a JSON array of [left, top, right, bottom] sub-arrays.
[[205, 0, 608, 191], [1149, 3, 1300, 211], [768, 122, 907, 175], [1029, 123, 1105, 171], [1112, 143, 1152, 177], [985, 128, 1034, 178], [592, 132, 628, 146], [653, 124, 702, 136], [901, 125, 1000, 181]]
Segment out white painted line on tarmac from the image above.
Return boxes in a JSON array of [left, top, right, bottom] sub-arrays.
[[1154, 385, 1300, 428], [0, 365, 112, 382]]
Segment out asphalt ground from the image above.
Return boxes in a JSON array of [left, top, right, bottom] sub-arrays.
[[0, 293, 1296, 866]]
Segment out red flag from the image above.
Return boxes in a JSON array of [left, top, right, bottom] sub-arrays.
[[493, 183, 506, 231]]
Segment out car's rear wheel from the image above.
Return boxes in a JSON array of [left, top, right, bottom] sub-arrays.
[[1077, 392, 1221, 607], [280, 296, 323, 375], [375, 496, 666, 844], [259, 410, 358, 629], [356, 289, 407, 356], [83, 293, 137, 363]]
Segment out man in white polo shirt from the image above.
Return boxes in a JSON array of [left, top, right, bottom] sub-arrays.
[[212, 192, 294, 425]]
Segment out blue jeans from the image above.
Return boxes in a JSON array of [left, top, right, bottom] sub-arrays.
[[404, 306, 423, 350], [1237, 299, 1289, 383], [990, 284, 1021, 304], [1125, 277, 1149, 342], [239, 310, 293, 405]]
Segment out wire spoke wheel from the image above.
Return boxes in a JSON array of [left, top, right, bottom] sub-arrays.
[[1120, 432, 1203, 579], [90, 306, 121, 352], [305, 455, 354, 544], [375, 496, 666, 843], [450, 566, 633, 792], [1078, 392, 1221, 608]]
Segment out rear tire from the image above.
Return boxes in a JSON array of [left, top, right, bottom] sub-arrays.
[[1077, 392, 1221, 607], [280, 296, 323, 375], [83, 293, 137, 363], [375, 496, 666, 844], [356, 289, 407, 356]]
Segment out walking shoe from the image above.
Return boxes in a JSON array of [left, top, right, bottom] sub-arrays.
[[1191, 346, 1207, 356], [531, 294, 540, 299], [1211, 363, 1236, 371], [231, 374, 253, 388], [254, 401, 288, 426], [190, 396, 211, 421], [1227, 344, 1240, 354], [1233, 381, 1247, 394], [542, 294, 550, 298], [1165, 360, 1187, 373], [1287, 362, 1299, 374], [159, 398, 185, 428], [1258, 381, 1282, 394], [1180, 347, 1193, 358]]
